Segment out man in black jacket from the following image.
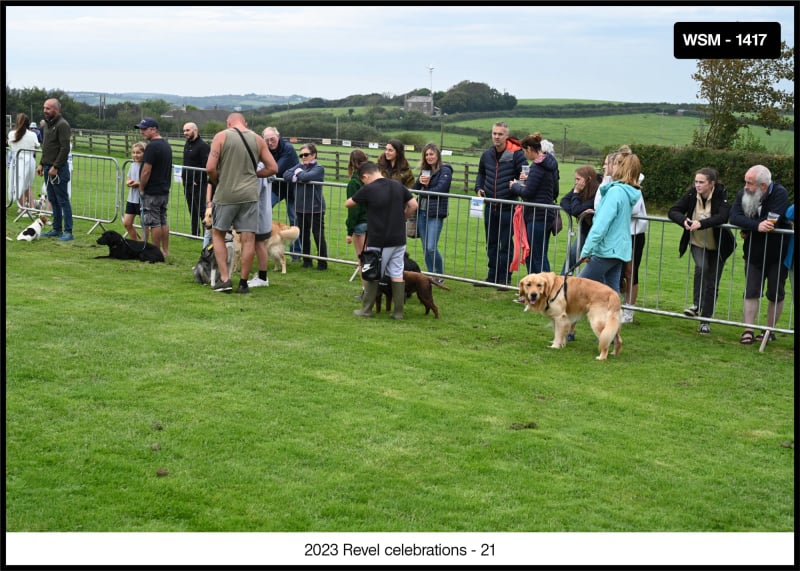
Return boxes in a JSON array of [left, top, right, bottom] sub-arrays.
[[182, 122, 210, 237], [729, 164, 790, 344], [474, 121, 527, 287], [263, 126, 301, 259]]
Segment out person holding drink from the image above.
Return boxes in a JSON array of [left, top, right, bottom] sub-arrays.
[[728, 164, 790, 345], [412, 143, 452, 281]]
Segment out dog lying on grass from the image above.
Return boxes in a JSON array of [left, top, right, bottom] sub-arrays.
[[95, 230, 165, 263], [17, 215, 49, 241], [518, 272, 622, 361], [376, 270, 450, 319]]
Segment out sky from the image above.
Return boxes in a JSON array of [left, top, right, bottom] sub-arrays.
[[4, 4, 796, 105]]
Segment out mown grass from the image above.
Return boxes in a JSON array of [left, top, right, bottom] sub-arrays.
[[4, 209, 794, 533]]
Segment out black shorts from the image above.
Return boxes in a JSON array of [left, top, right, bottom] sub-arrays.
[[125, 201, 141, 216]]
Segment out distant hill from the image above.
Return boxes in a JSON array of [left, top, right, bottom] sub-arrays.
[[66, 91, 308, 109]]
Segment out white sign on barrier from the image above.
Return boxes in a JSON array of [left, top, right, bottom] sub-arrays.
[[342, 140, 351, 147], [368, 142, 379, 149], [470, 197, 484, 218], [173, 166, 183, 182], [442, 149, 453, 156], [322, 138, 332, 145]]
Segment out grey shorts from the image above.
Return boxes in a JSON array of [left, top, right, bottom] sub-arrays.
[[380, 245, 406, 279], [213, 202, 258, 233], [140, 193, 169, 228]]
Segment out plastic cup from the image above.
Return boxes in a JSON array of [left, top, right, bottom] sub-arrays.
[[767, 211, 780, 230]]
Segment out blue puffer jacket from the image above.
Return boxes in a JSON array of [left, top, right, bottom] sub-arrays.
[[475, 146, 527, 201], [283, 162, 325, 213], [412, 164, 452, 218], [510, 152, 559, 223]]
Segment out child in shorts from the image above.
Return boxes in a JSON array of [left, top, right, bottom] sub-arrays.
[[123, 141, 146, 240]]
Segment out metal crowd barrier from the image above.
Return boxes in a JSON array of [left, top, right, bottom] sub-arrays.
[[8, 155, 792, 351]]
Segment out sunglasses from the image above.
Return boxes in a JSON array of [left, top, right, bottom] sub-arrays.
[[299, 152, 312, 158]]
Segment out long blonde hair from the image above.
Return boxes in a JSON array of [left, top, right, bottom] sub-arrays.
[[613, 153, 641, 188]]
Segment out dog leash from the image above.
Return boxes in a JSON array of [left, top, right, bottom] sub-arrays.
[[545, 276, 568, 311]]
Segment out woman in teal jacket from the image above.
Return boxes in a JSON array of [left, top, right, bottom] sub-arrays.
[[579, 153, 643, 292]]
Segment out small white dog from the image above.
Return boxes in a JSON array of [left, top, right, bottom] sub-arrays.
[[17, 215, 49, 241]]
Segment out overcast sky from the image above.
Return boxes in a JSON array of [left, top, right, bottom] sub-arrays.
[[4, 4, 796, 105]]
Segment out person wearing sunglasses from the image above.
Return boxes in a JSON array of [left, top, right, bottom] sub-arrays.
[[284, 144, 327, 270]]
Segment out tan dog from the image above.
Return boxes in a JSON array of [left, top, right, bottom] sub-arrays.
[[231, 230, 242, 275], [267, 221, 300, 274], [518, 272, 622, 360]]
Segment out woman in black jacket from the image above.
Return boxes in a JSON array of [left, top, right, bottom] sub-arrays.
[[668, 167, 735, 334], [560, 165, 601, 274]]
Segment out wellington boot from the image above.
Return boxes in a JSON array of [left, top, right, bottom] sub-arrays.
[[353, 281, 379, 317], [390, 281, 406, 320]]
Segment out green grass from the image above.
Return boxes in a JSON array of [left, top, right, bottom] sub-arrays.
[[4, 208, 794, 533]]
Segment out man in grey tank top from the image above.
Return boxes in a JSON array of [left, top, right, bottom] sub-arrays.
[[206, 113, 278, 293]]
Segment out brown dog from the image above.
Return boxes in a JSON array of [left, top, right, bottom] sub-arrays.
[[268, 221, 301, 274], [518, 272, 622, 360], [377, 271, 450, 318]]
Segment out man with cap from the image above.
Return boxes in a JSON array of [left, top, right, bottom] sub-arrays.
[[135, 117, 173, 258], [29, 121, 42, 144]]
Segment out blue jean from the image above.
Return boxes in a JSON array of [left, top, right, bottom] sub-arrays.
[[43, 163, 72, 233], [578, 256, 623, 293], [524, 219, 551, 275], [417, 210, 444, 274], [562, 230, 589, 275], [271, 187, 300, 254], [484, 204, 513, 284]]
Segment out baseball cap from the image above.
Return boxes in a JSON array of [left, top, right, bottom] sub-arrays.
[[29, 122, 37, 129], [134, 117, 159, 130]]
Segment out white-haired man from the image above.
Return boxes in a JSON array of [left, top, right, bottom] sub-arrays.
[[729, 164, 790, 345]]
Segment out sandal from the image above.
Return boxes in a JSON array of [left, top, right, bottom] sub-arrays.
[[740, 330, 755, 345], [755, 332, 777, 342]]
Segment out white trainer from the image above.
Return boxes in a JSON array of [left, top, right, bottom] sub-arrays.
[[621, 309, 634, 323], [248, 277, 269, 288]]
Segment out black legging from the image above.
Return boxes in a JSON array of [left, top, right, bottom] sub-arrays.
[[297, 212, 328, 267]]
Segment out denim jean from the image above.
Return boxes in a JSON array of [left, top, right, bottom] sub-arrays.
[[578, 256, 623, 293], [562, 229, 589, 275], [43, 163, 72, 233], [524, 219, 551, 275], [417, 210, 444, 274]]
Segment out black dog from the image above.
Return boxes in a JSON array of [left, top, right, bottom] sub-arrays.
[[403, 251, 421, 273], [95, 230, 164, 263]]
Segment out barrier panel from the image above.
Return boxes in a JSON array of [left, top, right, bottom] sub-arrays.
[[8, 154, 791, 348], [8, 149, 121, 233]]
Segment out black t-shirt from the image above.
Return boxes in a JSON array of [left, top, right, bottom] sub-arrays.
[[351, 177, 413, 248], [142, 138, 173, 195]]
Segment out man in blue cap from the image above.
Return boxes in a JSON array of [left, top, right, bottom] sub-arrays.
[[135, 117, 173, 258]]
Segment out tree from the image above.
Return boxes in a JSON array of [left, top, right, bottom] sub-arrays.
[[691, 42, 794, 149]]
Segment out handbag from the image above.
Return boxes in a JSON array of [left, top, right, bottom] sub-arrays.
[[406, 214, 419, 239], [550, 210, 564, 236], [359, 249, 382, 281]]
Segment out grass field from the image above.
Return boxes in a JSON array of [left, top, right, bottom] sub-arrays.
[[5, 203, 794, 539]]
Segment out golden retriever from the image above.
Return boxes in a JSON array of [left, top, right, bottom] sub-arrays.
[[518, 272, 622, 360], [267, 221, 300, 274], [231, 222, 300, 274]]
